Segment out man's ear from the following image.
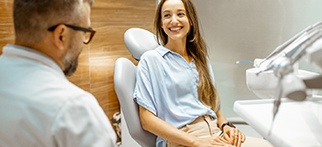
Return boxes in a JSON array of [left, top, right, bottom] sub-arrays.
[[53, 24, 67, 50]]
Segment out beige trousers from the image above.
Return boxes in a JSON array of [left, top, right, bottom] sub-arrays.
[[167, 115, 273, 147], [167, 115, 221, 147]]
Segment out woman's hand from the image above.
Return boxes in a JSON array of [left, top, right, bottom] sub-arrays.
[[191, 136, 236, 147], [220, 126, 246, 147]]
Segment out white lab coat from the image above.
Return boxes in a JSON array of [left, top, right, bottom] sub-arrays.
[[0, 44, 117, 147]]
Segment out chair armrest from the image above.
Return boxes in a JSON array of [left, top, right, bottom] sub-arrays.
[[226, 117, 248, 125]]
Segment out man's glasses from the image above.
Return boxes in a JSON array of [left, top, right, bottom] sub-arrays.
[[48, 24, 96, 44]]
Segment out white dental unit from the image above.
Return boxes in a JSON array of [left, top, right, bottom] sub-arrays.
[[234, 21, 322, 147]]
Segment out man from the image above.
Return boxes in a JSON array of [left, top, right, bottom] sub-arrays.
[[0, 0, 116, 146]]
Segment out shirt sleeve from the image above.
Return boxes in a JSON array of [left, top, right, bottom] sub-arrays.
[[51, 92, 117, 147], [133, 58, 157, 115]]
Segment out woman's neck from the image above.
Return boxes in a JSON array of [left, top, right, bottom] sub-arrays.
[[165, 39, 191, 63]]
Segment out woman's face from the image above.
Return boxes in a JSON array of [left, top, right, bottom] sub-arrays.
[[161, 0, 191, 42]]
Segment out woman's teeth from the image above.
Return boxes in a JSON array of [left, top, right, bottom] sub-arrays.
[[170, 27, 181, 31]]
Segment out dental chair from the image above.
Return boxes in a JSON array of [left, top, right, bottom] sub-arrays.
[[114, 28, 258, 147], [114, 28, 158, 147]]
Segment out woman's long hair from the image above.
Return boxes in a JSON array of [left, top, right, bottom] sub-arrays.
[[154, 0, 220, 112]]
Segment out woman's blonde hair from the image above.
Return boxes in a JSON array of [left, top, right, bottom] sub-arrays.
[[154, 0, 220, 112]]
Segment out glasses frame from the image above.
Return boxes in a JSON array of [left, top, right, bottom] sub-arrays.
[[48, 24, 96, 44]]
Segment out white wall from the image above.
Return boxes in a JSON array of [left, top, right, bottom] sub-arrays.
[[193, 0, 322, 117]]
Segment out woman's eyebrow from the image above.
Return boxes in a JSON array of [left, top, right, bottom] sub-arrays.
[[162, 9, 186, 14]]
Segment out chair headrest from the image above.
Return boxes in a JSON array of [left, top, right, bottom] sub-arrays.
[[124, 28, 159, 61]]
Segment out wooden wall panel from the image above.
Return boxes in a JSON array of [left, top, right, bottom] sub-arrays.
[[87, 0, 155, 122], [0, 0, 14, 55], [0, 0, 155, 137]]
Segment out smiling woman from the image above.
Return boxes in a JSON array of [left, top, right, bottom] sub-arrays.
[[134, 0, 238, 147]]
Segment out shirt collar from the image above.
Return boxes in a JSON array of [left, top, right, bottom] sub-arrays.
[[155, 45, 195, 64], [3, 44, 65, 77], [155, 45, 172, 57]]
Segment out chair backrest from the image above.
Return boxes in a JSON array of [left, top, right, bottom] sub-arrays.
[[124, 28, 158, 60], [114, 28, 158, 147]]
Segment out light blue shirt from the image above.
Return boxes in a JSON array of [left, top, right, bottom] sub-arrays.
[[134, 46, 217, 147], [0, 44, 116, 147]]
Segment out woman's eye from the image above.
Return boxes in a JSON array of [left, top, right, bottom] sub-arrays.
[[178, 13, 185, 17], [163, 14, 171, 18]]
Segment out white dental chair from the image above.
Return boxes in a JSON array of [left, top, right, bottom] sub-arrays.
[[114, 28, 261, 147], [114, 28, 158, 147]]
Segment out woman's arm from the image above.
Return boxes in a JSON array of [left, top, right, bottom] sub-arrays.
[[139, 106, 196, 146], [216, 110, 228, 130], [139, 106, 232, 147]]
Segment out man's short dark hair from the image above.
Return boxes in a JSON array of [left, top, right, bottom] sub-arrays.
[[13, 0, 94, 44]]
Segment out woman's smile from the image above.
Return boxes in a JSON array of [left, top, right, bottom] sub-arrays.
[[169, 26, 183, 32]]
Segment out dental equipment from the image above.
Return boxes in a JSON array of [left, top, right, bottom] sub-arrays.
[[248, 21, 322, 135]]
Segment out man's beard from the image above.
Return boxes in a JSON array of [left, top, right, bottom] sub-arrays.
[[63, 57, 78, 76], [63, 42, 81, 76]]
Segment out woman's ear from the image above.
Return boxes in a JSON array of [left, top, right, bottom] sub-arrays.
[[53, 24, 67, 50]]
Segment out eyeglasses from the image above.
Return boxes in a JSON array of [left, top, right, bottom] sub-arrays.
[[48, 24, 96, 44]]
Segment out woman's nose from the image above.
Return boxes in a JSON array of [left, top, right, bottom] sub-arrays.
[[171, 15, 179, 24]]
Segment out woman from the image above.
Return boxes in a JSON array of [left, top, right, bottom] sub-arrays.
[[134, 0, 245, 146]]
